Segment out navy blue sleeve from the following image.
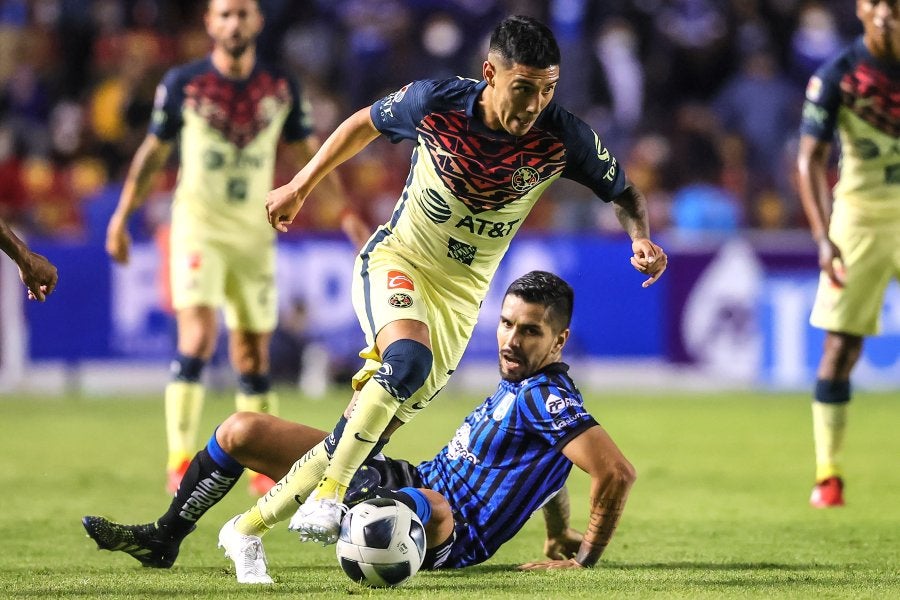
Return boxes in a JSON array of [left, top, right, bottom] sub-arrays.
[[799, 52, 846, 142], [148, 67, 184, 141], [518, 379, 597, 449], [369, 79, 445, 143], [552, 106, 627, 201], [281, 73, 313, 142]]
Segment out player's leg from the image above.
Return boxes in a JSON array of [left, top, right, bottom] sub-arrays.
[[84, 413, 326, 574], [810, 331, 862, 507], [808, 224, 889, 507], [343, 458, 455, 566], [223, 243, 279, 495], [230, 329, 279, 495], [292, 318, 433, 543], [287, 256, 435, 543], [165, 306, 218, 493], [166, 234, 226, 493]]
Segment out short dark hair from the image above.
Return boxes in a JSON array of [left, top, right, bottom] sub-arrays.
[[504, 270, 574, 331], [489, 15, 560, 69]]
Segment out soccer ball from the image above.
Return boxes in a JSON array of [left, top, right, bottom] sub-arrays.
[[335, 498, 427, 587]]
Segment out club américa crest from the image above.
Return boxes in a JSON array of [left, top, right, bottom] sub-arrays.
[[389, 292, 413, 308], [511, 166, 540, 192]]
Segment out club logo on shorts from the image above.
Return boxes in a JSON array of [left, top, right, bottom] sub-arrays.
[[387, 270, 414, 291], [511, 166, 540, 192], [388, 292, 413, 308]]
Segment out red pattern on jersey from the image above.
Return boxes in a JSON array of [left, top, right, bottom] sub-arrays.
[[183, 71, 291, 148], [418, 111, 566, 214], [839, 62, 900, 137]]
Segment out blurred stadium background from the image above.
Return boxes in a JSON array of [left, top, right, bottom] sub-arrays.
[[1, 0, 898, 397]]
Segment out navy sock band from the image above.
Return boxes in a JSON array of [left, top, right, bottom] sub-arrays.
[[171, 354, 205, 382], [238, 373, 271, 395], [814, 379, 851, 404], [398, 487, 432, 525], [205, 428, 245, 475]]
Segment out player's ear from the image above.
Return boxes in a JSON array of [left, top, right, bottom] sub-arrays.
[[554, 328, 570, 354], [483, 60, 495, 86]]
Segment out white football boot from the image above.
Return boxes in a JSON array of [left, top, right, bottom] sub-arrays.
[[217, 515, 274, 584], [288, 496, 348, 545]]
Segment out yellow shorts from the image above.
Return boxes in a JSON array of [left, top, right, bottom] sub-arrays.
[[170, 234, 276, 333], [350, 240, 480, 423], [810, 220, 900, 336]]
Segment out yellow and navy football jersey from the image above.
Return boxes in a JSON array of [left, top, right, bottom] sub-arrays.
[[151, 57, 312, 245], [368, 78, 626, 307], [416, 362, 597, 568], [800, 38, 900, 225]]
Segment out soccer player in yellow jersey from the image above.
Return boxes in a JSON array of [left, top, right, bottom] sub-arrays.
[[217, 15, 666, 576], [797, 0, 900, 508], [105, 0, 369, 496]]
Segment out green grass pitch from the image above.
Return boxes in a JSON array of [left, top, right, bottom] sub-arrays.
[[1, 387, 898, 598]]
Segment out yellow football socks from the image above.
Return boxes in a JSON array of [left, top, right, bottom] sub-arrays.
[[235, 439, 330, 536], [316, 379, 401, 501], [812, 401, 847, 482], [164, 381, 205, 471], [235, 390, 279, 416]]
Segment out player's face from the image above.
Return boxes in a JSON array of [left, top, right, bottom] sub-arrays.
[[205, 0, 263, 59], [496, 294, 569, 382], [482, 55, 560, 136], [858, 0, 900, 57]]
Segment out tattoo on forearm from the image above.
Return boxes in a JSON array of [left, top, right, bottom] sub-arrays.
[[574, 497, 626, 566]]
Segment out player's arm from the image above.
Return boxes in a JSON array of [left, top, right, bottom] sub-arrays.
[[106, 134, 173, 264], [611, 183, 667, 288], [797, 133, 843, 287], [266, 107, 381, 233], [519, 425, 636, 570], [283, 136, 371, 250], [540, 486, 583, 560], [0, 218, 58, 301]]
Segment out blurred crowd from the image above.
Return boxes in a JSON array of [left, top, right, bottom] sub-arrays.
[[0, 0, 860, 244]]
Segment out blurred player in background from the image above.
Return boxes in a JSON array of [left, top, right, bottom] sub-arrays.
[[236, 14, 664, 551], [83, 271, 636, 583], [105, 0, 369, 496], [797, 0, 900, 508], [0, 217, 58, 301]]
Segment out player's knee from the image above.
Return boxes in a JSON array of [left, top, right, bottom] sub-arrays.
[[420, 489, 453, 539], [170, 354, 206, 383], [374, 339, 432, 401], [217, 412, 266, 455]]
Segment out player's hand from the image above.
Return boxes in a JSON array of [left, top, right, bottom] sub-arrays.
[[18, 251, 58, 302], [105, 216, 131, 264], [630, 237, 667, 288], [266, 183, 306, 233], [543, 528, 582, 560], [817, 237, 845, 288], [518, 557, 585, 571]]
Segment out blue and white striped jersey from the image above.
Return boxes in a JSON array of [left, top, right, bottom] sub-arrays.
[[416, 362, 597, 567]]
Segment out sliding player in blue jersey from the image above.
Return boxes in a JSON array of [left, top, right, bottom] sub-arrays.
[[83, 271, 636, 581], [797, 0, 900, 508], [219, 15, 664, 571]]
